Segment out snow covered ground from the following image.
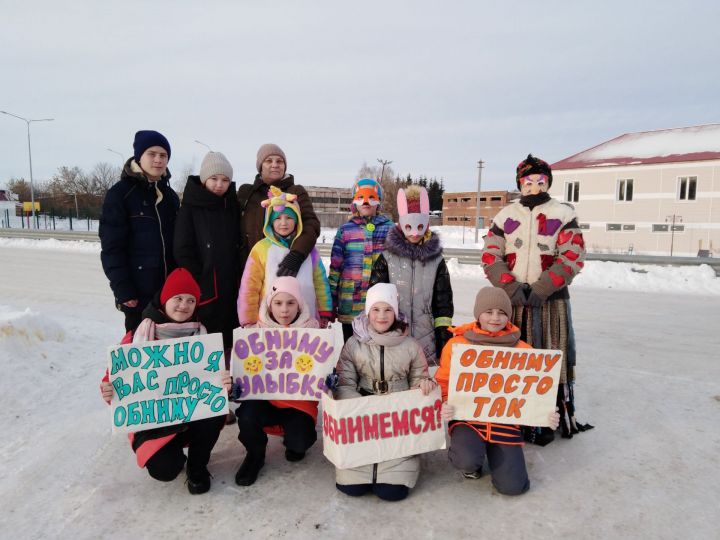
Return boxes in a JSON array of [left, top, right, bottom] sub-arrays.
[[1, 241, 719, 539]]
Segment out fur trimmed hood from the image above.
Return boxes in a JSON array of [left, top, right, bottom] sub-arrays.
[[384, 226, 442, 262]]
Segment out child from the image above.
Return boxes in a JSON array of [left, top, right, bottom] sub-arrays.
[[328, 178, 394, 342], [234, 276, 320, 486], [370, 185, 453, 366], [100, 268, 231, 495], [174, 151, 241, 350], [237, 186, 332, 327], [333, 283, 436, 501], [434, 286, 560, 495], [480, 154, 591, 443]]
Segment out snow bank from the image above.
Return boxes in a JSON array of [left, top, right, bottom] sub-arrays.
[[446, 258, 720, 295], [0, 305, 65, 347], [0, 237, 100, 252]]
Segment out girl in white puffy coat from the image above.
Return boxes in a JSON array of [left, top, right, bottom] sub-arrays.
[[332, 283, 436, 501]]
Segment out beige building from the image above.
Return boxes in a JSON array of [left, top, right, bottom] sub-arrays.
[[442, 190, 519, 227], [551, 124, 720, 257], [305, 185, 353, 228]]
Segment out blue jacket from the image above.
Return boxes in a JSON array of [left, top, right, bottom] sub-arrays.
[[99, 158, 179, 313]]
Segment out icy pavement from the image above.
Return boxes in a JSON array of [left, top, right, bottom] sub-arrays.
[[0, 246, 718, 539]]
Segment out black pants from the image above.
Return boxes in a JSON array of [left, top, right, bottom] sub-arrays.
[[144, 415, 225, 482], [124, 310, 143, 333], [336, 482, 409, 502], [342, 323, 354, 343], [236, 400, 317, 454], [448, 424, 529, 495]]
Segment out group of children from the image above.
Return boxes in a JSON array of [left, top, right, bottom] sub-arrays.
[[100, 151, 582, 501]]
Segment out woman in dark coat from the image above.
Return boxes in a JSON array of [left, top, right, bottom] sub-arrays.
[[237, 143, 320, 278], [174, 151, 242, 349]]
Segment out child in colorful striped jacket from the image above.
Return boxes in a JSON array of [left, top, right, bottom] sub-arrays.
[[328, 178, 393, 342]]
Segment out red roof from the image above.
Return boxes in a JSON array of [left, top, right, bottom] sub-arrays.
[[552, 124, 720, 170]]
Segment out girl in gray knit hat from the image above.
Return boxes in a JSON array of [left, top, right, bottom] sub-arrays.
[[174, 151, 242, 352]]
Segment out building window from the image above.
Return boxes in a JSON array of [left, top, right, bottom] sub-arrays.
[[490, 196, 502, 202], [617, 179, 633, 201], [652, 224, 669, 232], [606, 223, 622, 231], [461, 197, 472, 203], [677, 176, 697, 200], [448, 198, 458, 203], [622, 224, 635, 231], [578, 223, 590, 230], [565, 181, 579, 203]]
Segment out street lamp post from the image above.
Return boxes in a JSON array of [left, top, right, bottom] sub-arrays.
[[377, 158, 392, 182], [475, 160, 484, 243], [1, 110, 54, 228], [194, 140, 212, 152], [107, 148, 124, 166]]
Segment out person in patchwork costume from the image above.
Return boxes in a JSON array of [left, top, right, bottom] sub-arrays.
[[370, 185, 453, 367], [480, 154, 593, 444], [237, 186, 332, 327], [328, 178, 394, 342]]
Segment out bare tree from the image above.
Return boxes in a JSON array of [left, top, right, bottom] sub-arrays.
[[6, 178, 31, 201], [90, 162, 120, 196], [172, 162, 195, 194]]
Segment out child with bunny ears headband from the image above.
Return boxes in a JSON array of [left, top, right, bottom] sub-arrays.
[[368, 185, 454, 367]]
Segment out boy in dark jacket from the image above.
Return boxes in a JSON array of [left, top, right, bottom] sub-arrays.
[[99, 130, 179, 332], [174, 151, 241, 350]]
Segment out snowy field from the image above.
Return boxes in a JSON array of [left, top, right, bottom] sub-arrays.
[[1, 240, 719, 539]]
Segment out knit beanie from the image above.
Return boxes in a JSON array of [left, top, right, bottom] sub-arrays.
[[266, 276, 303, 307], [160, 268, 201, 305], [269, 206, 298, 225], [256, 143, 287, 172], [473, 286, 512, 320], [516, 154, 552, 189], [365, 283, 399, 317], [199, 151, 233, 183], [133, 130, 171, 162]]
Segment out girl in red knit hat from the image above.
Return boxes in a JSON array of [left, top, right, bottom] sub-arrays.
[[100, 268, 231, 495]]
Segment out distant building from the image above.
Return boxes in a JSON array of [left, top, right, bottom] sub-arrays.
[[0, 190, 19, 226], [442, 190, 519, 227], [551, 124, 720, 256], [305, 185, 353, 228]]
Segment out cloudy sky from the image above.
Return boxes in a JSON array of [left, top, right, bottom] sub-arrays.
[[1, 0, 718, 193]]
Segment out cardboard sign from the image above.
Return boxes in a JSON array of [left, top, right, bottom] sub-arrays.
[[322, 388, 446, 469], [107, 333, 228, 433], [448, 345, 562, 426], [231, 327, 338, 401]]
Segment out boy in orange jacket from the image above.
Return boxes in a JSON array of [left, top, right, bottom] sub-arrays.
[[435, 286, 559, 495]]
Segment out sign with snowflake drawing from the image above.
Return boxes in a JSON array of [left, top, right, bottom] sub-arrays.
[[231, 327, 338, 401]]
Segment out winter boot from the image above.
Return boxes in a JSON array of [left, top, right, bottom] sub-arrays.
[[285, 448, 306, 462], [187, 465, 211, 495], [235, 449, 265, 486], [462, 467, 482, 480]]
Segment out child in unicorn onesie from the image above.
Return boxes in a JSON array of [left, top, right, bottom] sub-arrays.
[[370, 185, 453, 367], [480, 154, 592, 444], [233, 276, 321, 486], [237, 186, 332, 328]]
